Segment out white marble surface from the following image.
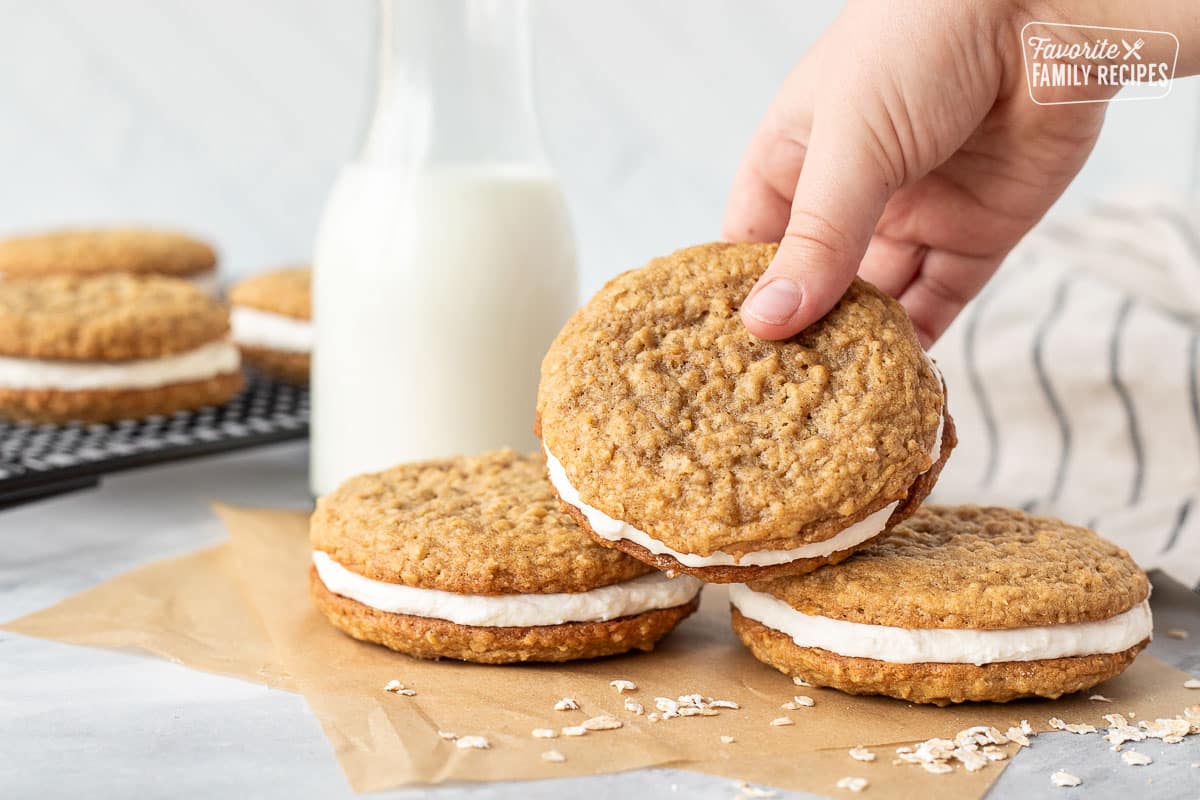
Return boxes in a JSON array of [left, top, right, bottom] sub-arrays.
[[0, 1, 1197, 299], [1, 442, 1198, 799]]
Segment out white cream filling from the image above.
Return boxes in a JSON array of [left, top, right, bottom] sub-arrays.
[[729, 583, 1153, 665], [545, 408, 944, 568], [312, 550, 703, 627], [231, 306, 313, 353], [0, 339, 240, 391]]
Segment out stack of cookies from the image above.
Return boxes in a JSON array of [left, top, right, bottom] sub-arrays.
[[311, 241, 1151, 704]]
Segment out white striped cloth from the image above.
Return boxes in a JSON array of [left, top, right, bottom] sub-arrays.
[[928, 194, 1200, 589]]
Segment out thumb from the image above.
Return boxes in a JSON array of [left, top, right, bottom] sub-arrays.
[[740, 118, 893, 340]]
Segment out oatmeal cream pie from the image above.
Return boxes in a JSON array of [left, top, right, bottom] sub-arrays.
[[0, 274, 242, 423], [229, 267, 311, 384], [0, 227, 219, 293], [730, 505, 1152, 705], [309, 449, 702, 663], [537, 242, 954, 582]]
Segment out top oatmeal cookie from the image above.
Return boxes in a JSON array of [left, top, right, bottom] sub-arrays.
[[310, 449, 653, 595], [229, 266, 311, 320], [0, 227, 216, 279], [537, 242, 945, 557], [747, 505, 1150, 629]]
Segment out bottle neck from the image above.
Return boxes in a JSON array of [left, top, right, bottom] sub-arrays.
[[361, 0, 547, 168]]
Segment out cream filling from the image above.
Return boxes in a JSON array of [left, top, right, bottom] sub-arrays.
[[729, 583, 1153, 665], [187, 270, 220, 295], [231, 306, 313, 353], [545, 410, 944, 568], [0, 339, 240, 391], [312, 550, 703, 627]]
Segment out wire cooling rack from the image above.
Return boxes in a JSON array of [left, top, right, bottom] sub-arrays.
[[0, 374, 308, 509]]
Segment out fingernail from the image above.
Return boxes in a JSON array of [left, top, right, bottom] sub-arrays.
[[744, 278, 801, 325]]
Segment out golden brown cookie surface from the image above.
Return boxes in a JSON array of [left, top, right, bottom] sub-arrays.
[[731, 608, 1148, 706], [311, 568, 698, 664], [537, 242, 945, 558], [311, 449, 654, 594], [237, 345, 309, 385], [229, 267, 310, 320], [748, 505, 1149, 629], [0, 274, 230, 361], [0, 228, 215, 279]]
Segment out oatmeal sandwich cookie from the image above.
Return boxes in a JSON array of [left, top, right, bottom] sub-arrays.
[[229, 267, 311, 384], [537, 242, 954, 582], [0, 274, 242, 423], [0, 227, 219, 292], [310, 449, 702, 663], [730, 505, 1152, 705]]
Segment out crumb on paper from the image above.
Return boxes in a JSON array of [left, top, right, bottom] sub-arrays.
[[1166, 628, 1189, 639], [1050, 770, 1081, 787], [720, 735, 735, 744], [610, 679, 637, 694], [736, 782, 778, 798], [1122, 750, 1152, 766], [554, 697, 579, 711], [848, 746, 876, 762], [1089, 694, 1113, 703], [383, 679, 416, 696], [436, 730, 457, 741], [836, 776, 869, 793], [561, 725, 587, 737], [581, 715, 622, 731], [1140, 717, 1190, 743], [1049, 717, 1096, 734], [709, 699, 740, 709], [655, 697, 680, 715], [770, 716, 794, 727], [921, 761, 953, 775], [531, 728, 557, 739], [792, 676, 813, 687], [541, 749, 566, 763], [1184, 679, 1200, 689], [782, 695, 814, 710], [455, 735, 490, 750], [624, 698, 645, 715]]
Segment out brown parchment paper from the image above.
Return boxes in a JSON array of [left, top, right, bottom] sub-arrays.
[[5, 504, 1197, 799]]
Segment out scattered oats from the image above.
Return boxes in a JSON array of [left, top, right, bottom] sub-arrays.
[[581, 715, 623, 731], [1122, 750, 1152, 766], [436, 730, 458, 741], [1140, 717, 1190, 743], [953, 747, 988, 772], [561, 725, 587, 737], [554, 697, 579, 711], [770, 716, 794, 727], [531, 728, 558, 739], [982, 746, 1007, 762], [782, 695, 814, 710], [679, 693, 705, 707], [647, 712, 660, 722], [455, 735, 490, 750], [1103, 713, 1145, 751], [624, 698, 644, 715], [836, 776, 869, 793], [792, 676, 813, 687], [954, 726, 1007, 747], [610, 679, 637, 694], [848, 746, 876, 762], [541, 749, 566, 763], [709, 699, 741, 709], [1049, 717, 1096, 735], [1089, 694, 1113, 703], [1184, 679, 1200, 689], [383, 680, 416, 696], [720, 735, 736, 744], [921, 761, 953, 775], [1006, 722, 1033, 747], [736, 782, 777, 798], [1166, 628, 1189, 639], [655, 697, 680, 715], [1050, 770, 1081, 787]]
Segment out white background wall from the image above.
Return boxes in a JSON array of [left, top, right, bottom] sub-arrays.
[[2, 1, 1197, 297]]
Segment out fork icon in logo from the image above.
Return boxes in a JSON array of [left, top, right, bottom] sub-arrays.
[[1121, 38, 1145, 60]]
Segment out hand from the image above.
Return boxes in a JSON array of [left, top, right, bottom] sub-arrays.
[[724, 0, 1110, 346]]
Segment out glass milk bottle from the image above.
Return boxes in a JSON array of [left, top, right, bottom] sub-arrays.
[[310, 0, 577, 495]]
